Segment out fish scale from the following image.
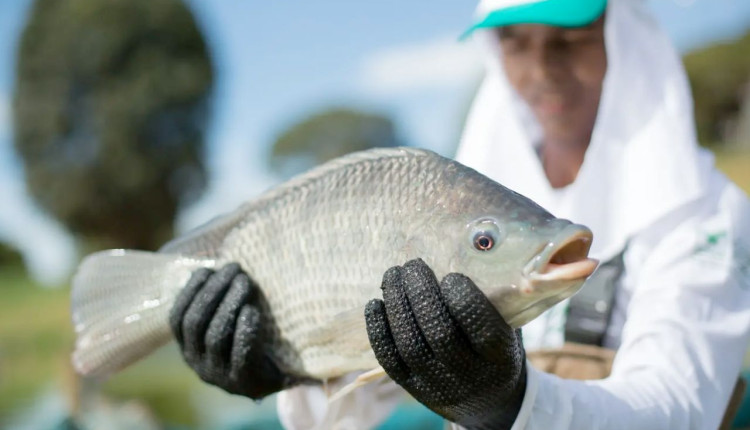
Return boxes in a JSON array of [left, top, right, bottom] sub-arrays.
[[71, 147, 596, 384], [220, 154, 434, 376]]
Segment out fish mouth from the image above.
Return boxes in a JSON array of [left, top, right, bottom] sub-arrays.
[[502, 223, 598, 328], [523, 223, 599, 283]]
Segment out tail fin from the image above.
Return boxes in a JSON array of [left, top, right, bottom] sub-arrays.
[[71, 250, 213, 377]]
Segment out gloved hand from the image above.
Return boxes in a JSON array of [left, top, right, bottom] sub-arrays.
[[169, 263, 294, 400], [365, 259, 527, 430]]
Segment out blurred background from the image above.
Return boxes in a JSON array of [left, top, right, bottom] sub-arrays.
[[0, 0, 748, 429]]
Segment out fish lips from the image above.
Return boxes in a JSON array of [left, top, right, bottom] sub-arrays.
[[523, 223, 598, 283], [504, 224, 599, 328]]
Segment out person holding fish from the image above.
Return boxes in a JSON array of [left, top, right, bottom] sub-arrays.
[[71, 0, 750, 428], [172, 0, 750, 428]]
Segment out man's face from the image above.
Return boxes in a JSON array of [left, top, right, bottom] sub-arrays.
[[496, 17, 606, 143]]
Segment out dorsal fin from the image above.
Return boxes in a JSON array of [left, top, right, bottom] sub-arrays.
[[159, 207, 250, 257], [251, 147, 435, 206], [159, 147, 437, 257]]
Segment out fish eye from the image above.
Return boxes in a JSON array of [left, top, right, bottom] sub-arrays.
[[473, 232, 495, 251], [468, 218, 503, 253]]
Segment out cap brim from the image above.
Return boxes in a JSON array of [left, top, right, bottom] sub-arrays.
[[461, 0, 607, 40]]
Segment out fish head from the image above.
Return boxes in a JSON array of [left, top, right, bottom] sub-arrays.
[[453, 215, 597, 328], [428, 167, 598, 328]]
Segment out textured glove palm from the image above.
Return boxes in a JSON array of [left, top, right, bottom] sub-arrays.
[[169, 263, 293, 400], [365, 259, 527, 430]]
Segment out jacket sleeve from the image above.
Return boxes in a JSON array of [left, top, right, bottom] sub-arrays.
[[455, 185, 750, 430]]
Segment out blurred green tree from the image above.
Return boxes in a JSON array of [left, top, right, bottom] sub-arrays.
[[0, 241, 23, 268], [13, 0, 213, 251], [269, 108, 401, 178], [684, 31, 750, 147]]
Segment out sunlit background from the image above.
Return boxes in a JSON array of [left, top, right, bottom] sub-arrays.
[[1, 0, 749, 429]]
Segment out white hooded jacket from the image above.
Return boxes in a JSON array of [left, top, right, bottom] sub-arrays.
[[277, 1, 750, 428]]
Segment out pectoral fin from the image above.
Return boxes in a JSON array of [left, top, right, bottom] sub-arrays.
[[327, 366, 388, 403]]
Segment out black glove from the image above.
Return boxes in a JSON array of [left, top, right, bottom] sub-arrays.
[[365, 259, 527, 430], [169, 263, 294, 400]]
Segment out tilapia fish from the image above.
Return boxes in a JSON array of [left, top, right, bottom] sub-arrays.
[[71, 147, 597, 384]]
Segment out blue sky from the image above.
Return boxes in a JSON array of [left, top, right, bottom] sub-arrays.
[[0, 0, 748, 284]]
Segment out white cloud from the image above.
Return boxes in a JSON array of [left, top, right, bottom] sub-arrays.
[[358, 35, 484, 96], [354, 36, 485, 158]]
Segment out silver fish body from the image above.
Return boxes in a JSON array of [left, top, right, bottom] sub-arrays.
[[71, 147, 597, 380]]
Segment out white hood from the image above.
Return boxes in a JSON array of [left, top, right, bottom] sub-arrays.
[[456, 0, 715, 261]]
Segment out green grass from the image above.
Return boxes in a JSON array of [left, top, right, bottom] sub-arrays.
[[0, 266, 73, 416], [0, 265, 203, 426], [101, 346, 202, 426]]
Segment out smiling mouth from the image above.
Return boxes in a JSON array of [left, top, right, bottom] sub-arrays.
[[524, 224, 599, 282]]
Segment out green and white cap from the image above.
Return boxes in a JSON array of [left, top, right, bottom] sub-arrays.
[[463, 0, 607, 38]]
